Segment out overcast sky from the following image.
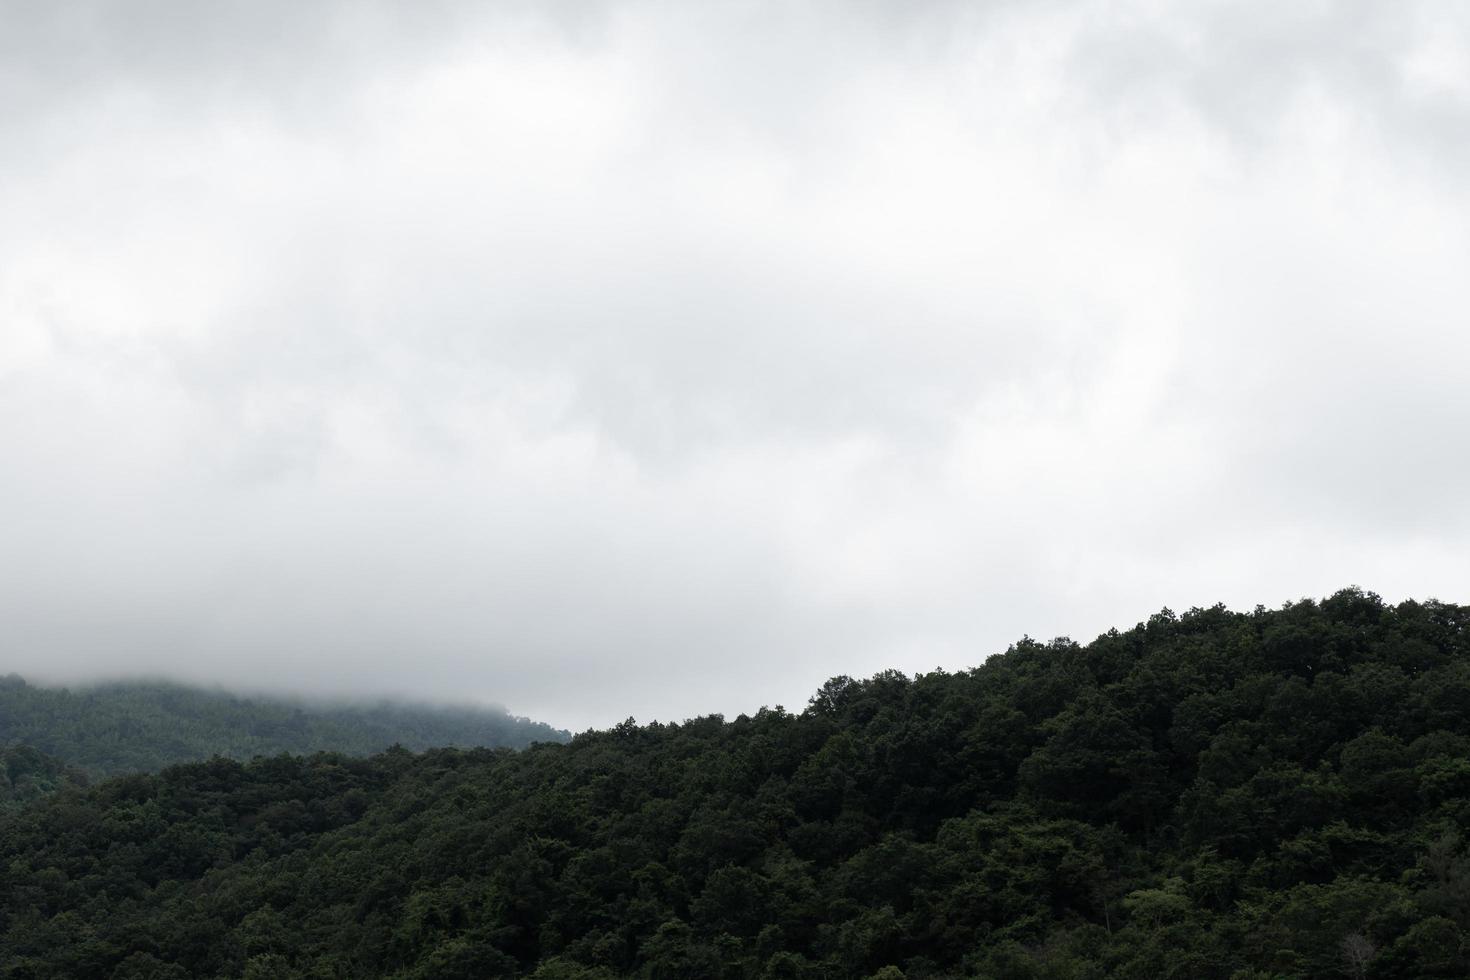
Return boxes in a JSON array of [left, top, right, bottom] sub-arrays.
[[3, 0, 1468, 730]]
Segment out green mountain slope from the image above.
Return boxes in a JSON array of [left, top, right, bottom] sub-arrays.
[[2, 589, 1468, 978], [0, 676, 568, 778]]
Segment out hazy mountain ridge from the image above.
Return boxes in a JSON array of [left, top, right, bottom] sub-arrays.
[[0, 675, 570, 779], [1, 589, 1468, 978]]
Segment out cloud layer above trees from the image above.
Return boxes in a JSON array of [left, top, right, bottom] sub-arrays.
[[3, 0, 1468, 728]]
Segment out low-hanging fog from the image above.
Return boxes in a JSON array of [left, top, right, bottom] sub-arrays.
[[3, 0, 1468, 730]]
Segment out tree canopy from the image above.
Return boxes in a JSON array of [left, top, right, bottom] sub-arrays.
[[1, 589, 1467, 978]]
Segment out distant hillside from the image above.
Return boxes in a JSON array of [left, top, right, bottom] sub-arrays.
[[0, 675, 568, 778], [1, 589, 1467, 978]]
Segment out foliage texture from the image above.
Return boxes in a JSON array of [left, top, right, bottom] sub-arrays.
[[1, 590, 1468, 978]]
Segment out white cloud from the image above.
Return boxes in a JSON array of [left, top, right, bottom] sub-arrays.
[[1, 0, 1467, 729]]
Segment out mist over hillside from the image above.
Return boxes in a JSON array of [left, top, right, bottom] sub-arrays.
[[2, 590, 1468, 977], [0, 675, 569, 780], [4, 0, 1467, 733], [3, 0, 1468, 975]]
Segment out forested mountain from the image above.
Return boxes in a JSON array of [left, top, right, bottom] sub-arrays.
[[0, 676, 568, 778], [2, 590, 1468, 978]]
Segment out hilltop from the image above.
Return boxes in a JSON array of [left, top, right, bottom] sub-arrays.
[[0, 675, 568, 780], [1, 590, 1467, 978]]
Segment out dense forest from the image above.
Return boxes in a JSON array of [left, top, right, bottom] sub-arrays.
[[0, 676, 568, 780], [0, 745, 87, 811], [1, 590, 1468, 978]]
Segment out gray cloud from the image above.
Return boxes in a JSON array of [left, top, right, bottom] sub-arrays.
[[2, 0, 1468, 729]]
